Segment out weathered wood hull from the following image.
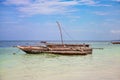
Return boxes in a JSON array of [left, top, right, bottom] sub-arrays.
[[17, 44, 92, 55], [112, 42, 120, 44]]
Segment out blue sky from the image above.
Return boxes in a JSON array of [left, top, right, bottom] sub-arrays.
[[0, 0, 120, 40]]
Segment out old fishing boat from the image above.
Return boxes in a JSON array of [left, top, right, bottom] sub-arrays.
[[17, 42, 92, 55], [112, 41, 120, 44], [17, 21, 92, 55]]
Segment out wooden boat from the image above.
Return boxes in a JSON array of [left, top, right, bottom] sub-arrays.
[[17, 21, 92, 55], [17, 43, 92, 55], [112, 41, 120, 44]]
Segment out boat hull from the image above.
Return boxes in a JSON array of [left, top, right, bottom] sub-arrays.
[[17, 45, 92, 55], [112, 42, 120, 44]]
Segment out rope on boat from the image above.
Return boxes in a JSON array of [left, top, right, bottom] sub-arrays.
[[61, 26, 75, 41]]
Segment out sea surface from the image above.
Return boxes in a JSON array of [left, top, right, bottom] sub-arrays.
[[0, 41, 120, 80]]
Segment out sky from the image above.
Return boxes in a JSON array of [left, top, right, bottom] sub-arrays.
[[0, 0, 120, 41]]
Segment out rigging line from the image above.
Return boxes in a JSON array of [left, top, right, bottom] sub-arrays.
[[56, 15, 75, 41], [61, 25, 75, 41], [56, 21, 64, 45]]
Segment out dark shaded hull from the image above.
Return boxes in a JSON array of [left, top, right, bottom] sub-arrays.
[[112, 42, 120, 44], [22, 50, 92, 55]]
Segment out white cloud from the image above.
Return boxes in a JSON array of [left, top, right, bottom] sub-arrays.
[[78, 0, 111, 6], [3, 0, 111, 16], [3, 0, 31, 5], [93, 11, 109, 16], [111, 30, 120, 34], [3, 0, 79, 15], [0, 21, 18, 24], [78, 0, 96, 5], [18, 0, 79, 15], [113, 0, 120, 2]]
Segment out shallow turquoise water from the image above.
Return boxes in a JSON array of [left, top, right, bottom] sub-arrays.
[[0, 41, 120, 80]]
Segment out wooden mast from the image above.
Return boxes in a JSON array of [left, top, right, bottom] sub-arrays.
[[56, 21, 64, 45]]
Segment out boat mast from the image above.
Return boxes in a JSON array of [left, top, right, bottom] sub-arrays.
[[56, 21, 64, 45]]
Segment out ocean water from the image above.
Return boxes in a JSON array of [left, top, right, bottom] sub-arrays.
[[0, 41, 120, 80]]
